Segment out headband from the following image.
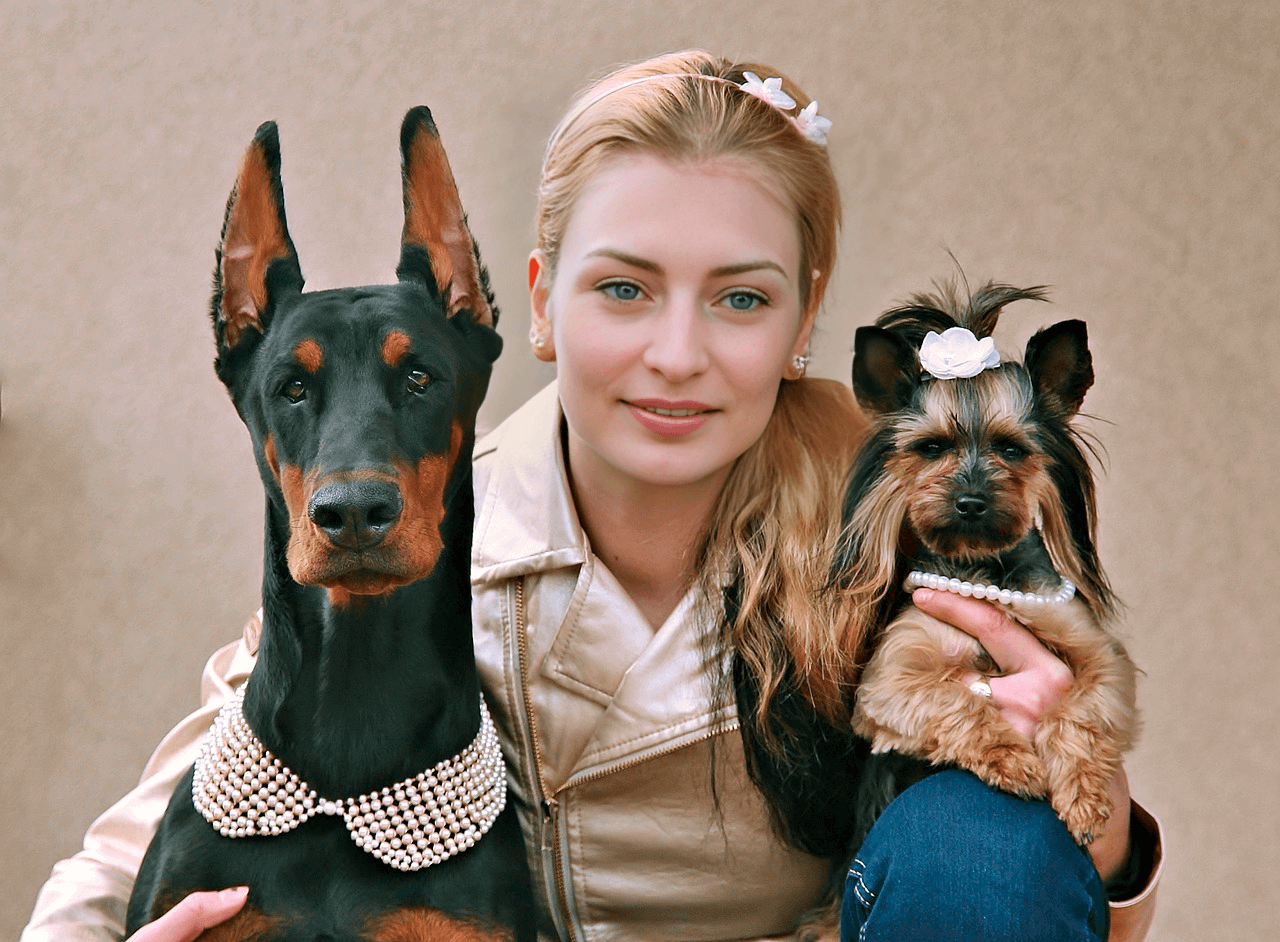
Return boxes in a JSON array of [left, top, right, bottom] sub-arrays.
[[546, 70, 832, 160]]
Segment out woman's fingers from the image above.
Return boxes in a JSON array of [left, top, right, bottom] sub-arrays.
[[913, 588, 1068, 679], [130, 887, 249, 942], [914, 588, 1075, 738], [956, 666, 1058, 740]]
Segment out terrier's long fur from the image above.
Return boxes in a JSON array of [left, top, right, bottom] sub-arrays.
[[837, 282, 1138, 846]]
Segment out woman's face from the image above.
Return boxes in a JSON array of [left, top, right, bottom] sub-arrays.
[[530, 153, 815, 496]]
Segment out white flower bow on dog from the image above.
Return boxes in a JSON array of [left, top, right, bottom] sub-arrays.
[[919, 327, 1001, 379]]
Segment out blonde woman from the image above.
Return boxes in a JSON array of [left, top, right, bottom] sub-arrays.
[[24, 51, 1160, 942]]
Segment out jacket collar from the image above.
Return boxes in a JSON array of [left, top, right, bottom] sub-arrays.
[[470, 381, 738, 779], [471, 381, 587, 583]]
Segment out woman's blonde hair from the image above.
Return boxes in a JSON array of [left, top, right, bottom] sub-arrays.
[[538, 50, 839, 311], [537, 51, 868, 738]]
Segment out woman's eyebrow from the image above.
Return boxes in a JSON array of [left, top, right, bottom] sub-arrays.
[[586, 248, 660, 272], [709, 260, 787, 279], [586, 249, 786, 280]]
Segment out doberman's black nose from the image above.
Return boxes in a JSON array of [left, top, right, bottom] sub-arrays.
[[308, 479, 403, 549], [954, 495, 988, 520]]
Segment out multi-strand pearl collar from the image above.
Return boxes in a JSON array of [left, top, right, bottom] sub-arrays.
[[904, 570, 1076, 607], [192, 684, 506, 872]]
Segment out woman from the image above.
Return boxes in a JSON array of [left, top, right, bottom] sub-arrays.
[[23, 51, 1159, 942]]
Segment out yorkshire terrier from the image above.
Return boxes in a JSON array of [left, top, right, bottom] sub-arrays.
[[835, 282, 1138, 847]]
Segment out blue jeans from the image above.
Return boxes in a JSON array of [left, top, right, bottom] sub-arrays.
[[841, 769, 1109, 941]]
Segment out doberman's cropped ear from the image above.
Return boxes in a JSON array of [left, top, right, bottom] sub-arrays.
[[1024, 319, 1094, 416], [397, 106, 496, 329], [852, 326, 922, 415], [212, 121, 304, 374]]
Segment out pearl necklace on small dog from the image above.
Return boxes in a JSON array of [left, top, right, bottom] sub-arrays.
[[192, 684, 506, 872], [903, 570, 1076, 607]]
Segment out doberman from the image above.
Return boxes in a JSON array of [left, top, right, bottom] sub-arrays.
[[125, 109, 535, 941]]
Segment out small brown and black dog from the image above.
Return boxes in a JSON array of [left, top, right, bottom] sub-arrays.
[[836, 282, 1138, 847]]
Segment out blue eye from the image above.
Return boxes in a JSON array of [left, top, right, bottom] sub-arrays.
[[602, 282, 642, 301], [724, 291, 764, 311]]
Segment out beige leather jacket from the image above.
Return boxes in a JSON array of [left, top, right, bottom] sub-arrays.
[[23, 382, 1160, 942], [469, 383, 833, 940]]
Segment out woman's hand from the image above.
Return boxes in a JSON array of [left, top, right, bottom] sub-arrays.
[[129, 887, 248, 942], [911, 588, 1133, 882], [913, 587, 1073, 741]]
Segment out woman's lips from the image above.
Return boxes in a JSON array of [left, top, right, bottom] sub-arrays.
[[626, 399, 715, 436]]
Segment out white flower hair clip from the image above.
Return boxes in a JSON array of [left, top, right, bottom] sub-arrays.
[[740, 71, 796, 109], [739, 72, 832, 146], [918, 327, 1001, 379], [793, 100, 833, 146]]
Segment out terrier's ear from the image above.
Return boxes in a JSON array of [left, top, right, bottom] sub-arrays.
[[397, 106, 496, 329], [852, 326, 921, 415], [1025, 319, 1094, 416], [212, 121, 304, 379]]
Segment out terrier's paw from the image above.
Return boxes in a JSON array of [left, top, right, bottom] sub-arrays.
[[969, 742, 1048, 799], [1052, 785, 1113, 846], [867, 728, 913, 756]]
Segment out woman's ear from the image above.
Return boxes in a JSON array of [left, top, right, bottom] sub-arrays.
[[784, 269, 822, 379], [528, 250, 556, 362]]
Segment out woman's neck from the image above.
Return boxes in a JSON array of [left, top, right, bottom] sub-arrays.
[[565, 439, 727, 630]]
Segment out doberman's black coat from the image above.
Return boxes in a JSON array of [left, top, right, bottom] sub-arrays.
[[126, 109, 534, 942]]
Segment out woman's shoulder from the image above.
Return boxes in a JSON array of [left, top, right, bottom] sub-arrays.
[[469, 381, 580, 578], [472, 381, 560, 492], [474, 382, 558, 459]]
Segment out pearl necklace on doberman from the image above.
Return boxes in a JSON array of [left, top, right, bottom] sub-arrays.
[[903, 570, 1077, 607], [193, 683, 506, 872]]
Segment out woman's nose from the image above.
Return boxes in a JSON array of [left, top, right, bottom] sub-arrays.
[[641, 296, 710, 381]]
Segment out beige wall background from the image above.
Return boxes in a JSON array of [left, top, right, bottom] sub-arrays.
[[2, 0, 1277, 938]]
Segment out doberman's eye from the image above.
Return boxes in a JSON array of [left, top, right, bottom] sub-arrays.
[[406, 370, 432, 394], [281, 379, 307, 403]]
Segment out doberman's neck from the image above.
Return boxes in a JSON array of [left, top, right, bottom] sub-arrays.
[[243, 476, 480, 799]]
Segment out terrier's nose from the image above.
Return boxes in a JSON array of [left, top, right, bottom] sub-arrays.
[[955, 495, 988, 519]]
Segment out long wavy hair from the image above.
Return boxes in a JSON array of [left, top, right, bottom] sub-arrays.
[[700, 377, 871, 857]]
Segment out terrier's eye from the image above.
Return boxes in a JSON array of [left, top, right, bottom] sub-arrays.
[[281, 380, 307, 403], [406, 369, 432, 394], [914, 440, 951, 460], [997, 442, 1030, 461]]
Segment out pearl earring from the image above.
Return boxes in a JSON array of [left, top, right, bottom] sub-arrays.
[[791, 353, 810, 377]]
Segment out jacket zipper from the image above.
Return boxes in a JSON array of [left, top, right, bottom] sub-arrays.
[[514, 578, 580, 942], [512, 578, 741, 940], [560, 719, 740, 791]]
